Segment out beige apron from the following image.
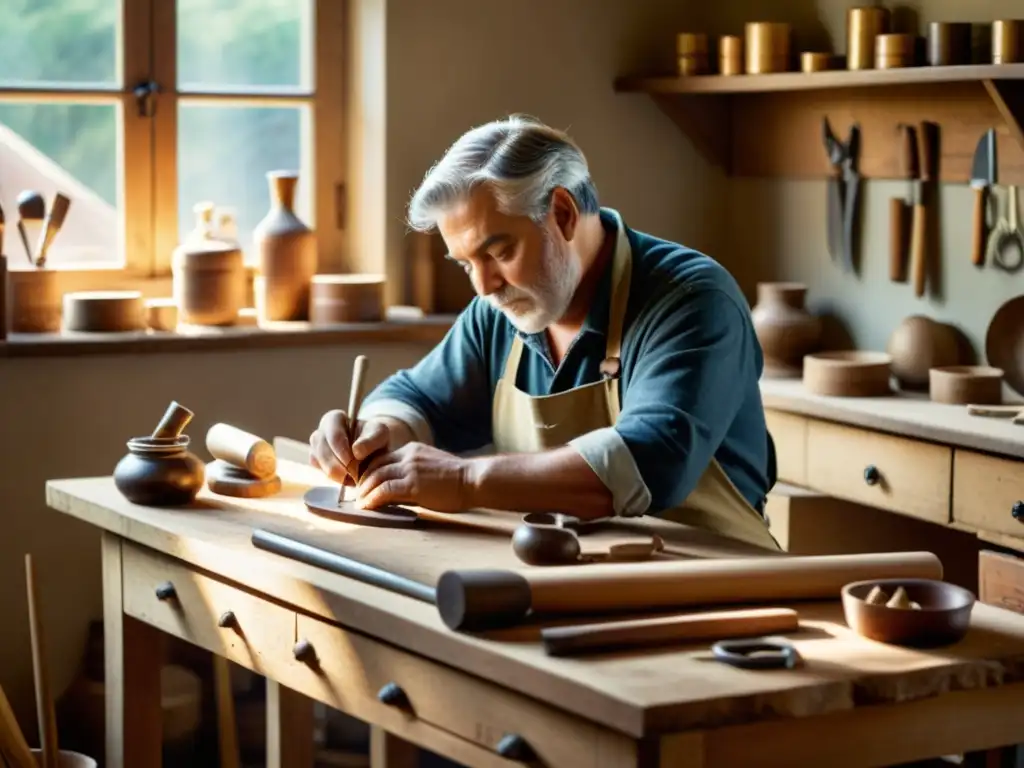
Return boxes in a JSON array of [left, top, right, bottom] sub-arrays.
[[491, 210, 781, 551]]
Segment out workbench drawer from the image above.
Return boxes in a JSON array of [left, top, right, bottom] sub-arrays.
[[764, 409, 807, 485], [121, 543, 298, 681], [805, 420, 951, 525], [952, 449, 1024, 540], [979, 550, 1024, 614], [287, 614, 634, 768]]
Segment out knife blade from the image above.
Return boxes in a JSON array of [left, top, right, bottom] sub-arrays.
[[970, 129, 996, 268]]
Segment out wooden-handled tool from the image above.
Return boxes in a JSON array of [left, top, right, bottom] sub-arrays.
[[0, 681, 36, 768], [436, 550, 944, 630], [541, 607, 800, 656], [970, 129, 996, 268], [338, 354, 369, 502], [25, 554, 59, 768], [33, 192, 71, 268], [889, 124, 917, 283], [909, 121, 939, 298]]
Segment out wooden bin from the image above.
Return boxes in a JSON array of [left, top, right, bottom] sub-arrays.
[[8, 267, 61, 333], [309, 274, 385, 324]]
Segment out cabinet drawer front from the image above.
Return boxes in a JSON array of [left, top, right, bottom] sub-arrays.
[[765, 409, 807, 485], [979, 550, 1024, 614], [953, 449, 1024, 540], [288, 615, 634, 768], [122, 543, 297, 681], [805, 420, 951, 524]]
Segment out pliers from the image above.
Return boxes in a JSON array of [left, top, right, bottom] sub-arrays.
[[823, 118, 862, 274]]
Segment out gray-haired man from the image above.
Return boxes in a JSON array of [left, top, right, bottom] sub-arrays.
[[309, 114, 779, 550]]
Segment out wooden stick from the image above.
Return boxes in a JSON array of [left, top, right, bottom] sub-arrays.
[[339, 355, 369, 502], [0, 682, 36, 768], [436, 551, 944, 631], [25, 554, 58, 768], [541, 607, 800, 656]]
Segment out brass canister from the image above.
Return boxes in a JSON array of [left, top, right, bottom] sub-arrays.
[[875, 33, 915, 68], [676, 33, 709, 75], [745, 22, 791, 74], [847, 6, 891, 69], [993, 20, 1023, 64], [719, 35, 742, 75], [801, 52, 833, 72], [927, 21, 971, 66]]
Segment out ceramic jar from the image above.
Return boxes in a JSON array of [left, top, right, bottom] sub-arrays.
[[172, 203, 246, 326], [886, 315, 961, 390], [750, 282, 823, 378], [253, 171, 317, 322], [113, 435, 206, 506]]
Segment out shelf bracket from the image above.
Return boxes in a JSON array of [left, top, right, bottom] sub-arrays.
[[983, 79, 1024, 155], [651, 94, 733, 174]]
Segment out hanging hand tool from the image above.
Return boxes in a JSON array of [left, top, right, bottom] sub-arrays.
[[986, 185, 1024, 272], [909, 121, 939, 298], [889, 124, 917, 282], [822, 118, 862, 273], [969, 129, 996, 267]]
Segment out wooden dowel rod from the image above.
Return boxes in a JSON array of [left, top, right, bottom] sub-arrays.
[[25, 554, 58, 768], [436, 551, 944, 631]]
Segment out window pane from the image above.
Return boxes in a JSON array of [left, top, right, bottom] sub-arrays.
[[177, 0, 312, 91], [0, 1, 118, 87], [177, 104, 311, 259], [0, 102, 122, 266]]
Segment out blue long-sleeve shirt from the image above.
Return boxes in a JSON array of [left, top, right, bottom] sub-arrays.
[[359, 208, 776, 517]]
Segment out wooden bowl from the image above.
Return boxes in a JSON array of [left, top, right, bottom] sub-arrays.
[[929, 365, 1003, 405], [63, 290, 145, 332], [985, 296, 1024, 397], [841, 578, 975, 647], [803, 351, 892, 397]]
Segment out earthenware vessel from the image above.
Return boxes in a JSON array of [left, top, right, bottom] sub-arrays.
[[113, 435, 205, 506], [750, 282, 822, 378], [253, 171, 317, 322], [886, 315, 960, 390]]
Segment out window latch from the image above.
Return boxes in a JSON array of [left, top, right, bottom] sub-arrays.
[[133, 80, 161, 118]]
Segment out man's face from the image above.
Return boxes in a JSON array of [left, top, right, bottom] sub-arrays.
[[437, 186, 581, 334]]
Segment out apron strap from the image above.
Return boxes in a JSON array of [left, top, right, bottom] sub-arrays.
[[604, 211, 633, 362], [501, 334, 526, 383]]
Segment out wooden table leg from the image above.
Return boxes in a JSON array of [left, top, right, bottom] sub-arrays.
[[102, 533, 163, 768], [267, 679, 315, 768], [370, 726, 420, 768]]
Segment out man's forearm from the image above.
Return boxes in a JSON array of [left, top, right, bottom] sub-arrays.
[[464, 446, 614, 520]]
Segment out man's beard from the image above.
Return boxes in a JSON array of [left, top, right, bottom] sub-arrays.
[[487, 234, 582, 334]]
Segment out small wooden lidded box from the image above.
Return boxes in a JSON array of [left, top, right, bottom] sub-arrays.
[[875, 33, 916, 69], [309, 274, 385, 324]]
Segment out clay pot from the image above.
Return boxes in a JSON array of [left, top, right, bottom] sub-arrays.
[[750, 282, 823, 378], [886, 315, 961, 390], [113, 435, 206, 506], [253, 171, 317, 322]]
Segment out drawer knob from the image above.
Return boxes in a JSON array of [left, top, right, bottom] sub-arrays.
[[155, 581, 176, 601], [496, 733, 535, 761], [293, 638, 317, 664], [217, 611, 237, 629], [863, 465, 880, 486], [1012, 501, 1024, 522], [377, 682, 410, 709]]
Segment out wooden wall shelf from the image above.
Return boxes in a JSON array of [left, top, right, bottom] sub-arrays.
[[615, 64, 1024, 182]]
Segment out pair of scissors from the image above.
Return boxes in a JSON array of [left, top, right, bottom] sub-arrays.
[[987, 185, 1024, 272], [711, 637, 802, 669]]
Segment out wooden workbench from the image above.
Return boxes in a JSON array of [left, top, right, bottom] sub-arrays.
[[45, 447, 1024, 768]]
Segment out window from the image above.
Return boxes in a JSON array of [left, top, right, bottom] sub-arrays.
[[0, 0, 344, 288]]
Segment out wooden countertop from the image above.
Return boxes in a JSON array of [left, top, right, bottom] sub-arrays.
[[761, 377, 1024, 460], [45, 458, 1024, 738]]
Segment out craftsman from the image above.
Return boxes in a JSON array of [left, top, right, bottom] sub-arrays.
[[310, 115, 780, 550]]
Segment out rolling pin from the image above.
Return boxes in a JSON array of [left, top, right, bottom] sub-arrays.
[[206, 423, 277, 479], [436, 551, 943, 631], [541, 607, 800, 656]]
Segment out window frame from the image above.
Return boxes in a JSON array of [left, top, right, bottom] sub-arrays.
[[0, 0, 346, 294]]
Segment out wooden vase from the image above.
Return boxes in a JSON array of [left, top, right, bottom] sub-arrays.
[[253, 171, 317, 323], [750, 282, 822, 378]]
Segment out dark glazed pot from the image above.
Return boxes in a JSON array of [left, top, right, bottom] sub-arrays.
[[114, 435, 206, 506]]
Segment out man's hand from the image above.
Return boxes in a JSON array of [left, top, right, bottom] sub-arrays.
[[355, 442, 470, 512], [309, 409, 391, 486]]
